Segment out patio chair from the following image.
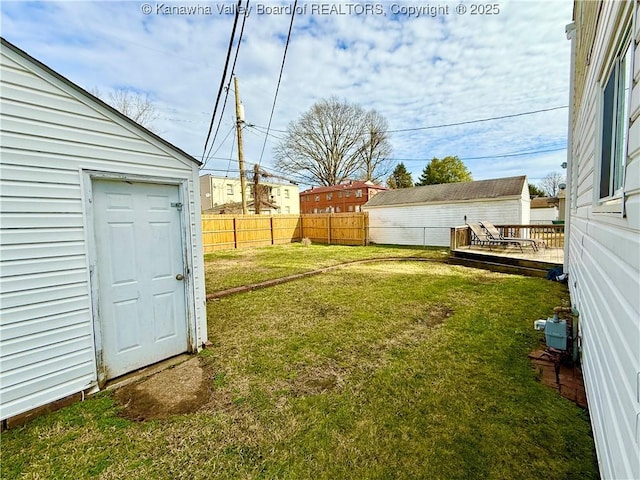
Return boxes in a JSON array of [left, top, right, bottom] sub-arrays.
[[467, 223, 523, 252], [480, 221, 545, 252]]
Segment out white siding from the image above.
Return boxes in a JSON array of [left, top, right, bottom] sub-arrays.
[[567, 2, 640, 479], [530, 206, 559, 224], [364, 197, 525, 247], [0, 42, 207, 420]]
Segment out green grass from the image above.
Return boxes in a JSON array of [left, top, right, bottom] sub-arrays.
[[1, 251, 598, 479], [204, 242, 448, 292]]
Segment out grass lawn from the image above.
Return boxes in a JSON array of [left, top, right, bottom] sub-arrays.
[[2, 246, 598, 479], [204, 243, 449, 292]]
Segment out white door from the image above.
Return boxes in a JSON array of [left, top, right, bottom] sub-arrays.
[[92, 180, 188, 380]]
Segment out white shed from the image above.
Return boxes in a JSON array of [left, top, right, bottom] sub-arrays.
[[565, 2, 639, 478], [0, 38, 208, 422], [363, 175, 530, 247]]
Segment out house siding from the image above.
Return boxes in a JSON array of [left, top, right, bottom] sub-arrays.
[[365, 197, 525, 247], [567, 1, 640, 479], [0, 41, 207, 420]]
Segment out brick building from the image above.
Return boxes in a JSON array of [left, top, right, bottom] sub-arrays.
[[299, 180, 387, 214]]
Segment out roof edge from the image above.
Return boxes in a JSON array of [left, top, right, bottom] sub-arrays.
[[363, 194, 524, 209], [1, 36, 202, 166]]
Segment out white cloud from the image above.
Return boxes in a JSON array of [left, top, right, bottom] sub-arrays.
[[1, 0, 573, 186]]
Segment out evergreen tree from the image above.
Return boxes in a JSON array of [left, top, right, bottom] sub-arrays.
[[528, 183, 547, 197], [386, 162, 413, 189]]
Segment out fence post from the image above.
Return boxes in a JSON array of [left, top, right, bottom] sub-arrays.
[[233, 217, 238, 249], [270, 216, 275, 245], [299, 215, 304, 241], [328, 214, 332, 245], [362, 213, 366, 246]]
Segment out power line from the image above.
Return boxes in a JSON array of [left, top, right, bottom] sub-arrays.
[[224, 125, 238, 178], [207, 125, 236, 159], [203, 1, 250, 167], [194, 144, 565, 169], [462, 146, 566, 161], [253, 105, 569, 135], [387, 146, 567, 164], [201, 0, 243, 165], [387, 105, 569, 133], [256, 0, 298, 167], [248, 124, 284, 141]]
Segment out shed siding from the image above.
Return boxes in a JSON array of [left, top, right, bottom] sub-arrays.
[[567, 2, 640, 478], [365, 198, 524, 247], [530, 206, 559, 224], [0, 43, 206, 420]]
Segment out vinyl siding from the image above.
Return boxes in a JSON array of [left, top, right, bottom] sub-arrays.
[[364, 197, 525, 247], [0, 42, 207, 420], [530, 206, 559, 224], [567, 2, 640, 478]]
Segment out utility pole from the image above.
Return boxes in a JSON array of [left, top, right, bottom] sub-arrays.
[[234, 76, 248, 214]]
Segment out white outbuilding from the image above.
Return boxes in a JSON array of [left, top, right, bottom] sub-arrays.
[[363, 175, 530, 247], [0, 38, 207, 422]]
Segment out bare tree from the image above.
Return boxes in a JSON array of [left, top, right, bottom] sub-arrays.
[[91, 87, 160, 132], [274, 97, 392, 186], [356, 110, 393, 182], [540, 171, 565, 197]]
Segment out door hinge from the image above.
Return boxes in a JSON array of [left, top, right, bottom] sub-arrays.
[[171, 202, 183, 211]]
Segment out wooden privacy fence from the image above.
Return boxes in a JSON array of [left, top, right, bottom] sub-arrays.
[[300, 213, 368, 246], [201, 213, 368, 252]]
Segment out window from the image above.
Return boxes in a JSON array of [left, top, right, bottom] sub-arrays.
[[338, 191, 343, 198], [348, 205, 354, 212], [284, 189, 289, 199], [315, 195, 320, 202], [276, 188, 281, 196], [284, 206, 290, 213], [599, 31, 631, 203], [226, 184, 234, 195], [345, 191, 350, 198], [355, 189, 363, 198], [336, 207, 341, 213], [327, 193, 333, 200]]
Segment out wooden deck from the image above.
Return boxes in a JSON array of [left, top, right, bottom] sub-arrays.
[[449, 224, 564, 277]]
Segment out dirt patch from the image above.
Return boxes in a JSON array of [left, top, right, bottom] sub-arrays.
[[413, 303, 454, 327], [114, 357, 213, 421], [290, 362, 345, 396]]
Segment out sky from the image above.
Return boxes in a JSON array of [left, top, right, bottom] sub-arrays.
[[0, 0, 574, 188]]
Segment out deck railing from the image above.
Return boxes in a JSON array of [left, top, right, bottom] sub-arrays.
[[450, 224, 565, 250]]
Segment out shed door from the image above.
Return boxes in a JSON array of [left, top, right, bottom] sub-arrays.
[[93, 180, 188, 380]]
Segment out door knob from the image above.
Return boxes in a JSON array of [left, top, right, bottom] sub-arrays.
[[176, 274, 184, 281]]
